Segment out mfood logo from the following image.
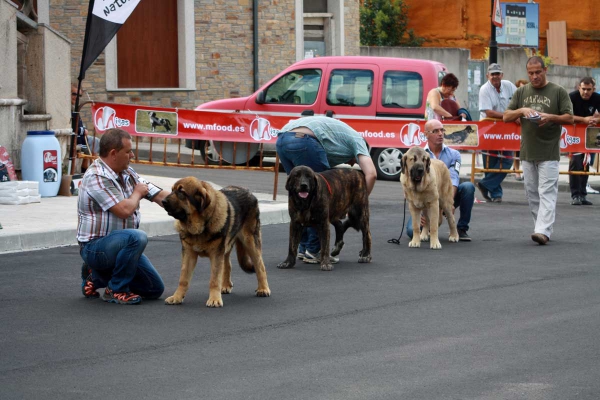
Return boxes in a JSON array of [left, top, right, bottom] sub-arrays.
[[249, 117, 276, 141], [560, 126, 580, 149], [94, 106, 131, 131], [400, 123, 426, 146]]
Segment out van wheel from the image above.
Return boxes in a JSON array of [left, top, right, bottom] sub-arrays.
[[372, 147, 404, 181], [185, 140, 227, 165]]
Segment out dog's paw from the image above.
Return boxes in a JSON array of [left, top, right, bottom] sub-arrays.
[[320, 262, 334, 271], [277, 260, 295, 269], [430, 240, 442, 250], [256, 288, 271, 297], [358, 255, 372, 263], [448, 234, 459, 243], [408, 240, 421, 248], [164, 295, 183, 305], [206, 297, 224, 307], [420, 233, 430, 242], [331, 241, 345, 257], [221, 285, 233, 294]]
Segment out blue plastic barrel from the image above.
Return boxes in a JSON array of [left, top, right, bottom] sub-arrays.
[[21, 131, 62, 197]]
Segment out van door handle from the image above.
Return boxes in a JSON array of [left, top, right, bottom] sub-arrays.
[[301, 110, 314, 116], [325, 110, 334, 118]]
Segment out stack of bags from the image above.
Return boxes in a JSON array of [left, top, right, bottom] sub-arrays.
[[0, 181, 41, 205]]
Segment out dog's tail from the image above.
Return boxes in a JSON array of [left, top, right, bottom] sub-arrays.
[[235, 238, 257, 274]]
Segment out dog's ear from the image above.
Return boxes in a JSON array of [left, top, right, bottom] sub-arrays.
[[401, 154, 407, 175], [285, 172, 294, 191], [425, 156, 431, 173], [192, 187, 210, 213]]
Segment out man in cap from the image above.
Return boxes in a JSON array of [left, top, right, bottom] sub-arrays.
[[477, 63, 518, 203]]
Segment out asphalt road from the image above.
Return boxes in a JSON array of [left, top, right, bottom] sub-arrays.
[[2, 166, 600, 400]]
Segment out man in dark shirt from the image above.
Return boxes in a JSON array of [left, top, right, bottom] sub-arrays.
[[568, 77, 600, 205]]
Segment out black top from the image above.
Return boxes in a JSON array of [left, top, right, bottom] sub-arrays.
[[569, 91, 600, 118]]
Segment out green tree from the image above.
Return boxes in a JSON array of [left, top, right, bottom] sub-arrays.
[[360, 0, 424, 47]]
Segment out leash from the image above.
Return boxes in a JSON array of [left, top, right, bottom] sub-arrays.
[[388, 197, 407, 245]]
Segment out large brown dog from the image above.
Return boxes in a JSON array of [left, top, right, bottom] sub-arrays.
[[400, 146, 459, 249], [162, 177, 270, 307], [277, 166, 372, 271]]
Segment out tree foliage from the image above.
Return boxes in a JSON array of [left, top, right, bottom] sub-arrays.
[[360, 0, 424, 47]]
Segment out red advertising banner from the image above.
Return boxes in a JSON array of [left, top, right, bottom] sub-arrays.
[[90, 102, 600, 153]]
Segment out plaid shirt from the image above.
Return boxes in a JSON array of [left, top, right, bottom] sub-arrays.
[[77, 159, 144, 243]]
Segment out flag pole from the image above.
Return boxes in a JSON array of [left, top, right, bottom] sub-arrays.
[[70, 0, 96, 175]]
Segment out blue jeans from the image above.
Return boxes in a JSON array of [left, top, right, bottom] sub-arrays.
[[276, 131, 330, 253], [480, 151, 513, 199], [406, 182, 475, 238], [80, 229, 164, 298]]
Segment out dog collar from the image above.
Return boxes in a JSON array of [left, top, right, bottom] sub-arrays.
[[318, 173, 333, 195]]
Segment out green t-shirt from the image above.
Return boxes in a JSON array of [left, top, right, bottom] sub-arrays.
[[506, 82, 573, 161]]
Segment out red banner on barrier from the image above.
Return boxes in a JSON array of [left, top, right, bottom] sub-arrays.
[[90, 102, 600, 153]]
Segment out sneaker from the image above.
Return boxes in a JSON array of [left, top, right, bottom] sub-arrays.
[[490, 197, 502, 203], [102, 288, 141, 305], [297, 251, 306, 260], [571, 196, 583, 206], [581, 196, 593, 205], [531, 233, 549, 245], [477, 182, 491, 201], [586, 184, 599, 194], [303, 250, 339, 264], [81, 263, 99, 299], [457, 229, 471, 241]]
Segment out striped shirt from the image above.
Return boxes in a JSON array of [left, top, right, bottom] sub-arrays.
[[77, 158, 144, 243]]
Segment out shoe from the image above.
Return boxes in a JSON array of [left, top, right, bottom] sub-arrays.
[[515, 175, 524, 181], [571, 196, 582, 206], [586, 184, 599, 194], [457, 229, 471, 242], [581, 196, 593, 205], [490, 197, 502, 203], [297, 251, 306, 260], [102, 288, 141, 305], [477, 182, 491, 201], [81, 263, 99, 298], [303, 250, 339, 264], [531, 233, 549, 245]]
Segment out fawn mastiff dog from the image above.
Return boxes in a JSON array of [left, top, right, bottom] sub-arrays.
[[162, 177, 271, 307], [277, 166, 372, 271], [401, 146, 459, 249]]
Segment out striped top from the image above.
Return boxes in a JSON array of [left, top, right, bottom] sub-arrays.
[[77, 158, 143, 243]]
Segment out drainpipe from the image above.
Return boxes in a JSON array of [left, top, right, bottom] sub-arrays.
[[253, 0, 259, 91]]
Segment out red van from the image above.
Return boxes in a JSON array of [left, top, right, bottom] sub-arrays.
[[193, 56, 448, 180]]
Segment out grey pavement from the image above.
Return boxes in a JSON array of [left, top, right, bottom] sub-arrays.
[[1, 153, 599, 254]]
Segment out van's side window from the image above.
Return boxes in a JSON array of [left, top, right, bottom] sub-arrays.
[[263, 69, 321, 105], [382, 71, 424, 109], [326, 69, 374, 107]]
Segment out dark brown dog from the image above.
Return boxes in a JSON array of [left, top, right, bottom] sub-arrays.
[[277, 166, 372, 271], [444, 125, 473, 144], [162, 177, 270, 307]]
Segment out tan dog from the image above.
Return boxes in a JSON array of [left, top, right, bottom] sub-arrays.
[[400, 146, 459, 249], [162, 177, 271, 307]]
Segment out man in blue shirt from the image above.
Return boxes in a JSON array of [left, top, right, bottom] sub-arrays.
[[276, 116, 377, 264], [406, 119, 475, 241]]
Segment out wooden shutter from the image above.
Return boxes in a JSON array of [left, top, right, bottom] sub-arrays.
[[116, 0, 179, 88]]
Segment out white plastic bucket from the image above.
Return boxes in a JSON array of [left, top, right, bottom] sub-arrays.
[[21, 131, 62, 197]]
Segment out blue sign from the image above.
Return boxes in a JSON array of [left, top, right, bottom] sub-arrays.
[[496, 2, 539, 48]]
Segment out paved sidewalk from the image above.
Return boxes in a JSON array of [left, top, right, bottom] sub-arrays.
[[0, 175, 289, 254]]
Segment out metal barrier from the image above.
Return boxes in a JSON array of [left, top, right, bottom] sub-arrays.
[[469, 150, 600, 183]]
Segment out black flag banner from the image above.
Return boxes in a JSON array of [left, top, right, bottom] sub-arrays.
[[78, 0, 141, 79]]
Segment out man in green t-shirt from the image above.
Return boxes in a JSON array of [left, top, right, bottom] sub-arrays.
[[504, 56, 573, 245]]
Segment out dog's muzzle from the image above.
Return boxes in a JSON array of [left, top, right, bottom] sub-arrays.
[[595, 134, 600, 147], [410, 164, 425, 183]]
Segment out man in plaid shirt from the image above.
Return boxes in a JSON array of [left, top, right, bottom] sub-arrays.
[[77, 128, 169, 304]]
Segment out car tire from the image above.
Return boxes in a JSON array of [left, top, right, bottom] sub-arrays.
[[371, 147, 405, 181]]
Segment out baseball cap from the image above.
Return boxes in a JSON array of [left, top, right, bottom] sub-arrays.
[[488, 63, 502, 74]]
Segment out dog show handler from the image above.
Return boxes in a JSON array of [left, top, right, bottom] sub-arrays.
[[276, 116, 377, 264], [77, 128, 169, 304]]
